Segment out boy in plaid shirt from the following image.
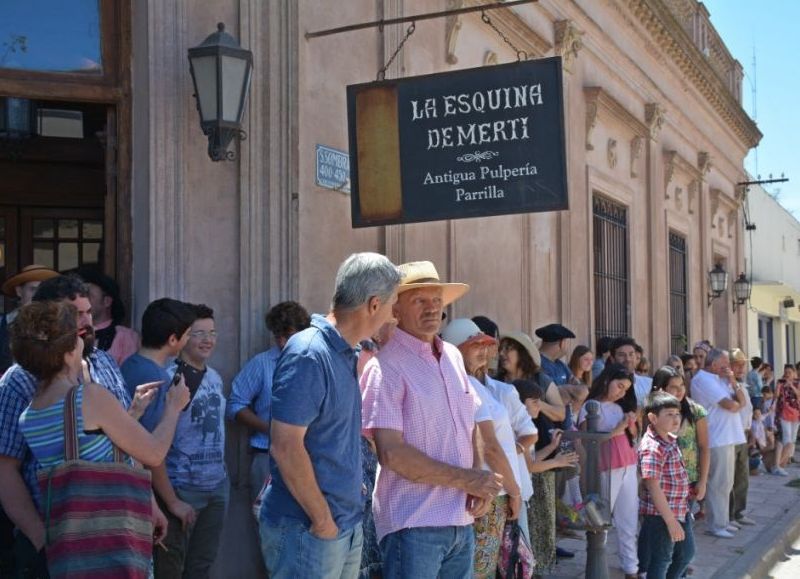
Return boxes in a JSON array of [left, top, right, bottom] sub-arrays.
[[637, 391, 695, 579]]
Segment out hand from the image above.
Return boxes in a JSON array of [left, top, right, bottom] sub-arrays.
[[694, 481, 707, 502], [27, 523, 46, 552], [129, 381, 163, 420], [463, 469, 503, 499], [310, 516, 338, 539], [555, 452, 579, 468], [152, 502, 168, 545], [666, 517, 685, 542], [166, 375, 190, 411], [467, 495, 491, 518], [721, 368, 735, 385], [167, 499, 196, 532], [507, 494, 522, 521]]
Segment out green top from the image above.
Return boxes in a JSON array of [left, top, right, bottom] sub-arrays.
[[676, 398, 708, 483]]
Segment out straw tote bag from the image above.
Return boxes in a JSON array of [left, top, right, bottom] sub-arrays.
[[38, 386, 153, 579]]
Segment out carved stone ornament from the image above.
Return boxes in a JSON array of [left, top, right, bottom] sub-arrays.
[[607, 139, 618, 169], [484, 50, 498, 66], [688, 180, 698, 215], [645, 103, 665, 140], [664, 150, 677, 199], [675, 187, 683, 210], [585, 101, 598, 150], [630, 136, 644, 178], [710, 188, 721, 227], [445, 0, 464, 65], [698, 151, 712, 176], [554, 20, 584, 73]]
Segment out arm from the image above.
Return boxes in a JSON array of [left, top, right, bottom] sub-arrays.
[[472, 421, 485, 470], [82, 381, 188, 467], [516, 434, 536, 454], [227, 356, 271, 433], [233, 407, 269, 434], [539, 381, 566, 423], [373, 428, 502, 499], [270, 420, 337, 538], [477, 421, 520, 498], [0, 457, 45, 549], [643, 478, 684, 542], [718, 383, 747, 412], [151, 462, 196, 531], [695, 417, 710, 500]]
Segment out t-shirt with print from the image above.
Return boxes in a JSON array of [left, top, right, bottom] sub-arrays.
[[690, 370, 746, 448], [675, 398, 708, 483], [164, 361, 227, 491]]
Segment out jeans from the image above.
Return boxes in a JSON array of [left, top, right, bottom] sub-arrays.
[[154, 480, 229, 579], [250, 451, 271, 505], [637, 515, 695, 579], [750, 396, 763, 412], [380, 525, 474, 579], [260, 517, 363, 579]]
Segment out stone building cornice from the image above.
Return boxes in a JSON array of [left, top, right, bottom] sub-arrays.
[[621, 0, 762, 149], [584, 87, 648, 151]]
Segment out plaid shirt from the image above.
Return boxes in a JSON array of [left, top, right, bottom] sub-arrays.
[[0, 348, 130, 509], [638, 425, 690, 521]]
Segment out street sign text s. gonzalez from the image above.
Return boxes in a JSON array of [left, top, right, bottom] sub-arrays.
[[347, 56, 568, 228]]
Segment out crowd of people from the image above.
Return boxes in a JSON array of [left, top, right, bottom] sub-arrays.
[[0, 253, 798, 579]]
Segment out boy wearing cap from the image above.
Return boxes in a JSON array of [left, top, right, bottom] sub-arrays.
[[536, 323, 576, 386]]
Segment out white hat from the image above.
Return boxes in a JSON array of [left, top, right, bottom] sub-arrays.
[[442, 318, 496, 348]]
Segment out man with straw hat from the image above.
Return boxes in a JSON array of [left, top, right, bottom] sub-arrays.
[[0, 265, 58, 374], [361, 261, 503, 578]]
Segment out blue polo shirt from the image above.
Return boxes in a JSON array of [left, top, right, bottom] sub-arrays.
[[540, 353, 573, 386], [260, 314, 362, 530]]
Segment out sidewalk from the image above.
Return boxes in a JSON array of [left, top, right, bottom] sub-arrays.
[[545, 449, 800, 579]]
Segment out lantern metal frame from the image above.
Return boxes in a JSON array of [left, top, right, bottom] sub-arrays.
[[187, 23, 253, 162], [707, 263, 728, 307], [731, 272, 751, 312], [0, 97, 37, 141]]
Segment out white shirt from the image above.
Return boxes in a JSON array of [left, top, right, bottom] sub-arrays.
[[634, 375, 653, 407], [737, 381, 753, 431], [482, 375, 537, 500], [470, 377, 521, 496], [691, 370, 747, 448]]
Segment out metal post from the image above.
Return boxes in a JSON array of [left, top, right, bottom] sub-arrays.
[[584, 400, 610, 579]]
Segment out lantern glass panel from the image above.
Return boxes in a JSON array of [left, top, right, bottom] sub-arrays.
[[734, 278, 750, 302], [221, 55, 248, 122], [709, 268, 727, 294], [191, 55, 218, 122]]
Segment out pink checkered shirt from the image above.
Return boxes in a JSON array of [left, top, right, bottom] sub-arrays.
[[361, 328, 487, 542]]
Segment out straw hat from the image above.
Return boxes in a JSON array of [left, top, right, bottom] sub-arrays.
[[499, 330, 542, 367], [396, 261, 469, 306], [2, 265, 59, 297]]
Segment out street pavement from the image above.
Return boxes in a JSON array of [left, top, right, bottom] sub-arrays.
[[544, 449, 800, 579]]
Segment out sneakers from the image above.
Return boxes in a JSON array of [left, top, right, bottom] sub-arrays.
[[736, 515, 757, 525], [555, 546, 575, 559], [771, 466, 790, 476], [706, 528, 735, 538], [726, 523, 740, 532]]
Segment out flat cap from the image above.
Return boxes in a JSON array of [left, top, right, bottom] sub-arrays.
[[535, 323, 576, 342]]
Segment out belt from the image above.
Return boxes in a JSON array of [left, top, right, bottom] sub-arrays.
[[252, 447, 270, 454]]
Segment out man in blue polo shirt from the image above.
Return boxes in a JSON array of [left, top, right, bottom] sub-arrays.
[[260, 253, 401, 579], [536, 323, 576, 386]]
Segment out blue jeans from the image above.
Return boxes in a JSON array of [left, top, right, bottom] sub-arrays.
[[637, 515, 695, 579], [260, 516, 363, 579], [750, 395, 763, 411], [380, 526, 474, 579]]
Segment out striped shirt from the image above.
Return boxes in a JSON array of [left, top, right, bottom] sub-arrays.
[[0, 348, 129, 508], [226, 346, 280, 450], [19, 383, 115, 468]]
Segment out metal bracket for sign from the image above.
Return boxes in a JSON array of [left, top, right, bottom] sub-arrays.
[[378, 23, 416, 81], [305, 0, 537, 40], [480, 10, 527, 61]]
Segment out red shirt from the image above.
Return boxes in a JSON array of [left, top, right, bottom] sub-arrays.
[[638, 426, 690, 521]]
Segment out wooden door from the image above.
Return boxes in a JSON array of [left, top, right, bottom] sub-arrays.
[[0, 207, 19, 314], [19, 207, 105, 272]]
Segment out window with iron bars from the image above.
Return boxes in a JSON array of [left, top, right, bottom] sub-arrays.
[[593, 196, 630, 341], [669, 232, 689, 355]]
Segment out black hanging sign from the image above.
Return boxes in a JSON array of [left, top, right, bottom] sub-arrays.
[[347, 56, 568, 227]]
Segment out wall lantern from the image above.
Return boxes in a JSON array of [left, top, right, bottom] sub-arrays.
[[731, 273, 751, 312], [707, 263, 728, 307], [0, 97, 36, 141], [187, 23, 253, 161]]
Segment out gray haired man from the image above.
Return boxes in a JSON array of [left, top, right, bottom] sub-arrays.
[[690, 348, 748, 538], [259, 252, 401, 579]]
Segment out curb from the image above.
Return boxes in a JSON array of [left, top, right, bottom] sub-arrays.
[[711, 478, 800, 579]]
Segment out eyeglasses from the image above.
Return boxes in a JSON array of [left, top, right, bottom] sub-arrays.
[[190, 330, 217, 339]]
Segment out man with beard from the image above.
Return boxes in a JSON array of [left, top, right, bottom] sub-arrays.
[[0, 275, 161, 578]]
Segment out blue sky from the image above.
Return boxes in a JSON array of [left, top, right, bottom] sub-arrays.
[[703, 1, 800, 214]]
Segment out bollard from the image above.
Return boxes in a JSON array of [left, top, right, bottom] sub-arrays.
[[584, 399, 610, 579]]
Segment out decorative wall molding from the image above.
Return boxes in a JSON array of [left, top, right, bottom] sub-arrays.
[[619, 0, 761, 148], [709, 187, 721, 227], [445, 0, 463, 64], [465, 0, 551, 58], [697, 150, 712, 177], [630, 136, 644, 178], [585, 99, 598, 151], [584, 88, 649, 152], [663, 150, 676, 198], [554, 20, 584, 72], [674, 186, 683, 210], [607, 138, 618, 169], [687, 180, 697, 214], [483, 50, 498, 66], [645, 102, 665, 140], [727, 208, 737, 239]]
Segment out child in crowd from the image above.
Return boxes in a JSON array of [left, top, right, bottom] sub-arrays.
[[559, 382, 588, 508], [637, 391, 695, 579], [651, 366, 709, 509], [762, 386, 775, 419], [749, 406, 776, 473], [579, 364, 640, 579]]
